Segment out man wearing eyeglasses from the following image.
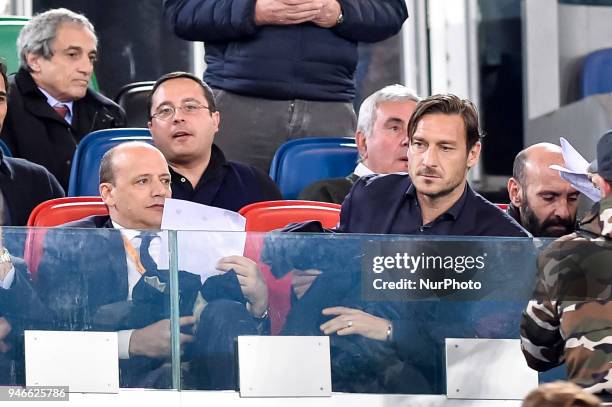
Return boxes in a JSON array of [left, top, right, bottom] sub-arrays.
[[147, 72, 281, 212]]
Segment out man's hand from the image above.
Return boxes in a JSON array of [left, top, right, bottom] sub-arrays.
[[311, 0, 342, 28], [291, 269, 321, 300], [129, 317, 195, 359], [255, 0, 323, 26], [0, 317, 12, 353], [320, 307, 391, 341], [217, 256, 269, 318]]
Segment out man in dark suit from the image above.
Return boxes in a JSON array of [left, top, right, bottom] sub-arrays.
[[0, 59, 63, 384], [286, 94, 530, 393], [34, 141, 269, 387], [0, 8, 126, 190], [299, 85, 420, 203], [31, 141, 194, 387]]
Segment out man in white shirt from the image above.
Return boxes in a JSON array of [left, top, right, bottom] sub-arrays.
[[25, 141, 267, 387], [299, 85, 420, 203]]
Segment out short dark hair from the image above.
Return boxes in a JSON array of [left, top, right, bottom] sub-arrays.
[[99, 147, 116, 184], [407, 94, 482, 151], [513, 149, 528, 187], [0, 60, 8, 94], [146, 71, 216, 119]]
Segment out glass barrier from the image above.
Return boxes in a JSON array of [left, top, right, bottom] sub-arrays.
[[3, 227, 606, 395]]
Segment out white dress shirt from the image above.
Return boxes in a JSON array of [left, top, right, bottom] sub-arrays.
[[112, 221, 162, 359]]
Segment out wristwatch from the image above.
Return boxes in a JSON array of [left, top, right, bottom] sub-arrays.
[[335, 12, 344, 26], [0, 248, 11, 264]]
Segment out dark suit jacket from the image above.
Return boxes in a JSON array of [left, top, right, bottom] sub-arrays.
[[0, 151, 64, 226], [298, 173, 359, 204], [0, 69, 126, 190], [0, 258, 48, 385], [35, 215, 201, 387], [37, 215, 201, 330]]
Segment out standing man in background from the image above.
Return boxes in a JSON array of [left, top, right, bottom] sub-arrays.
[[163, 0, 408, 172]]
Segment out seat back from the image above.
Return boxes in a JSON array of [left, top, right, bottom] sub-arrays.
[[240, 200, 340, 333], [240, 201, 341, 232], [0, 138, 11, 157], [581, 47, 612, 99], [0, 20, 26, 74], [25, 197, 107, 279], [269, 138, 358, 199], [114, 81, 155, 127], [68, 128, 152, 196], [27, 196, 107, 227]]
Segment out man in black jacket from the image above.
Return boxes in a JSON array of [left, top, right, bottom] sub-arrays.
[[147, 72, 281, 212], [163, 0, 408, 172], [0, 61, 64, 228], [0, 8, 126, 190]]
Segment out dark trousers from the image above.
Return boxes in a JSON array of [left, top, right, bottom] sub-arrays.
[[213, 89, 357, 173], [186, 300, 261, 390]]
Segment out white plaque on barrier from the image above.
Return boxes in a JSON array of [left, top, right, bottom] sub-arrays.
[[446, 338, 538, 400], [238, 336, 331, 397], [25, 330, 119, 393]]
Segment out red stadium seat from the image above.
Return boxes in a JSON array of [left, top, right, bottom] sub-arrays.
[[239, 200, 341, 232], [239, 200, 341, 333], [25, 197, 108, 278], [495, 203, 509, 210]]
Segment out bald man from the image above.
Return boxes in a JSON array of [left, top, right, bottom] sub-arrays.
[[507, 143, 580, 237]]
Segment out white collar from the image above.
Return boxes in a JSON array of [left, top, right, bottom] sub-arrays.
[[38, 87, 74, 116], [353, 162, 374, 177], [111, 220, 142, 241]]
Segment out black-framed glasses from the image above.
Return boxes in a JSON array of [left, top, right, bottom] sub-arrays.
[[151, 101, 210, 121]]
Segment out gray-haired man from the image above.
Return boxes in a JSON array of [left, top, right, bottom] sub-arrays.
[[0, 8, 126, 190], [299, 85, 420, 204]]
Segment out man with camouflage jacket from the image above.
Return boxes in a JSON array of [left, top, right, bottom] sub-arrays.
[[520, 130, 612, 400]]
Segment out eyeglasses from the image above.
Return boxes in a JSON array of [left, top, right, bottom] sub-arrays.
[[151, 102, 211, 121]]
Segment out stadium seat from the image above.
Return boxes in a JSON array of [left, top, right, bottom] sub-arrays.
[[495, 203, 508, 210], [269, 137, 358, 199], [0, 138, 11, 157], [25, 196, 107, 278], [239, 200, 341, 232], [114, 81, 155, 127], [0, 18, 100, 89], [580, 47, 612, 99], [67, 128, 152, 196], [239, 200, 341, 333]]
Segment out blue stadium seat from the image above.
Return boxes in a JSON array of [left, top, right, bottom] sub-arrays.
[[269, 137, 358, 199], [0, 138, 12, 157], [581, 47, 612, 99], [67, 128, 152, 196]]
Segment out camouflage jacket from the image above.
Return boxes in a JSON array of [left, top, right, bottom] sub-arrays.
[[520, 195, 612, 398]]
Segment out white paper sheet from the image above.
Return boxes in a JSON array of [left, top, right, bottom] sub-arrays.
[[548, 138, 601, 203], [159, 198, 247, 282]]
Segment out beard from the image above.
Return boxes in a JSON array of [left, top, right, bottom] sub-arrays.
[[520, 200, 576, 237]]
